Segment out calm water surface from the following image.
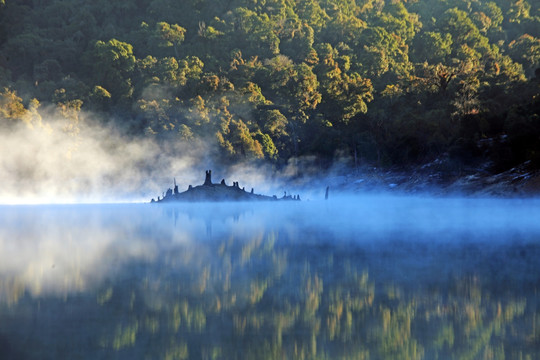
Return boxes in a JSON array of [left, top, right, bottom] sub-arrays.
[[1, 196, 539, 359]]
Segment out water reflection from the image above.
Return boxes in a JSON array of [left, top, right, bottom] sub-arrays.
[[0, 197, 539, 359]]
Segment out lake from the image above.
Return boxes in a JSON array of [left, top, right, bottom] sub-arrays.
[[1, 196, 539, 359]]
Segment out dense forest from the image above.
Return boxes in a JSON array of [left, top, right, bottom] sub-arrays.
[[0, 0, 538, 175]]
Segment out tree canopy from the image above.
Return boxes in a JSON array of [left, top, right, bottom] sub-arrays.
[[0, 0, 538, 172]]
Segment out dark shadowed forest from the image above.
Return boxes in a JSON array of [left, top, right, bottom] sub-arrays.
[[0, 0, 538, 178]]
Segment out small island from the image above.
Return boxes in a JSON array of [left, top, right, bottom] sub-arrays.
[[151, 170, 300, 202]]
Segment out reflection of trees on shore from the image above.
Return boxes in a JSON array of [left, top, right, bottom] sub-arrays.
[[1, 230, 539, 359]]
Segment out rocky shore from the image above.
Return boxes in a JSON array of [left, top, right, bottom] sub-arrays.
[[318, 160, 540, 198]]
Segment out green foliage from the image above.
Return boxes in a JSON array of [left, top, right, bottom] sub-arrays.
[[413, 32, 453, 63], [260, 109, 288, 138], [90, 39, 136, 102], [482, 2, 504, 28], [508, 34, 540, 76], [0, 0, 537, 171], [507, 0, 531, 24], [316, 43, 373, 126], [154, 22, 186, 58], [255, 131, 279, 160], [0, 88, 26, 123]]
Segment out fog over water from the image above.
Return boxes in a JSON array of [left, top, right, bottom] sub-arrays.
[[1, 197, 539, 297], [1, 197, 539, 359], [0, 115, 306, 204], [0, 117, 209, 204]]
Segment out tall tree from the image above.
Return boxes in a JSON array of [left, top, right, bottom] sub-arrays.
[[90, 39, 136, 103], [154, 22, 186, 58]]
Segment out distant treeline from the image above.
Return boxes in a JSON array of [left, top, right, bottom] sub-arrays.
[[0, 0, 538, 172]]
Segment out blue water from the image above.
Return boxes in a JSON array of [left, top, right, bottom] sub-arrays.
[[0, 197, 539, 359]]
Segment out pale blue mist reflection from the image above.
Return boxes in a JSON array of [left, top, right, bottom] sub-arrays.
[[0, 196, 539, 359]]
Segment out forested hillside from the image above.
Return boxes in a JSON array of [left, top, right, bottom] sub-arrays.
[[0, 0, 538, 174]]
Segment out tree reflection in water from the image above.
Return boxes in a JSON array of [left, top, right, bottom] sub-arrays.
[[0, 200, 539, 359]]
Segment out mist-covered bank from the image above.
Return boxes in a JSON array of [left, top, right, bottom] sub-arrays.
[[1, 108, 538, 204], [313, 161, 540, 199], [1, 199, 540, 359]]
